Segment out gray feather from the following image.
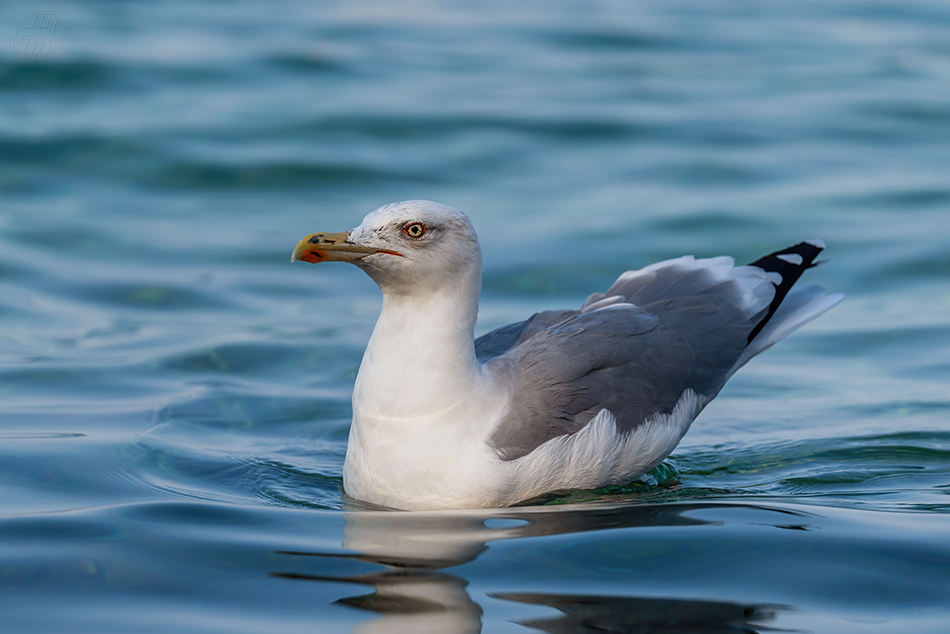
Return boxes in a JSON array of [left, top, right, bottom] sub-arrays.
[[590, 256, 734, 308], [475, 309, 578, 362], [486, 297, 752, 460], [485, 259, 767, 461]]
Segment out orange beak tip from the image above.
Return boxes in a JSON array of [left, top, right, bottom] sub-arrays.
[[296, 251, 323, 264]]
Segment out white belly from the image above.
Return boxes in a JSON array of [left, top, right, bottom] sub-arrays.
[[342, 390, 706, 511]]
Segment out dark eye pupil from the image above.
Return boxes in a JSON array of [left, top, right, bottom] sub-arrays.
[[407, 223, 424, 237]]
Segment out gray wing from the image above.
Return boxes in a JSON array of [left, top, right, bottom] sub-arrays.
[[485, 257, 770, 461], [486, 298, 751, 460], [482, 245, 829, 461], [475, 309, 579, 363]]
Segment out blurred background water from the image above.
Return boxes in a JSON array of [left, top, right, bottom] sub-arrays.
[[2, 0, 950, 632]]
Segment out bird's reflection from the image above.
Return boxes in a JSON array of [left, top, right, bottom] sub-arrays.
[[275, 567, 483, 634], [496, 592, 784, 634], [272, 502, 802, 633]]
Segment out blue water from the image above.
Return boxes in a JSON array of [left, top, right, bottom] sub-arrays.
[[2, 0, 950, 631]]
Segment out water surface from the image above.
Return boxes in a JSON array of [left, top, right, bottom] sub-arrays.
[[2, 1, 950, 632]]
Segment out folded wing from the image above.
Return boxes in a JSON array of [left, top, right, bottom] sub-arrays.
[[476, 243, 841, 461]]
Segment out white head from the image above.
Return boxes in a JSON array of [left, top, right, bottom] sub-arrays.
[[292, 200, 483, 297]]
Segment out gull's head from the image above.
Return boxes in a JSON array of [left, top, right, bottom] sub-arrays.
[[292, 200, 482, 294]]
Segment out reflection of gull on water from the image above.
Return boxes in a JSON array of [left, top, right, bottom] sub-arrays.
[[271, 502, 804, 633], [494, 593, 785, 634], [293, 200, 842, 510]]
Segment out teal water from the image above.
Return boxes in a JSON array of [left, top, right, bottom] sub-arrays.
[[2, 0, 950, 631]]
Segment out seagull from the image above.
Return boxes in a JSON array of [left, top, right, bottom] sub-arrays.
[[292, 200, 843, 511]]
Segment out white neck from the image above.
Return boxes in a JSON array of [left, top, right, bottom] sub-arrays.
[[353, 266, 482, 420]]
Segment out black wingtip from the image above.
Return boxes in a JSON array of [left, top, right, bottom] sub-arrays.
[[746, 241, 826, 343]]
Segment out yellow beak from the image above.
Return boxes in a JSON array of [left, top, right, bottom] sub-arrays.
[[291, 231, 401, 263]]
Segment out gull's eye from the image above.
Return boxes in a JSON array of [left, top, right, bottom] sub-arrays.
[[403, 222, 426, 238]]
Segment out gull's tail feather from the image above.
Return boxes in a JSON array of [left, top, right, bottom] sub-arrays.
[[729, 239, 843, 374], [746, 240, 828, 343], [731, 284, 844, 374]]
